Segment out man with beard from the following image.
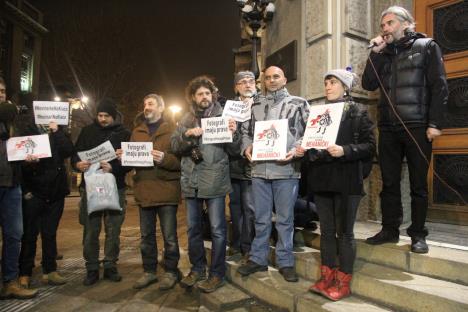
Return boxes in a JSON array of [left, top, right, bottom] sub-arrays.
[[362, 6, 448, 253], [171, 76, 239, 293], [117, 94, 182, 290], [72, 99, 131, 285], [237, 66, 309, 282], [226, 71, 256, 261]]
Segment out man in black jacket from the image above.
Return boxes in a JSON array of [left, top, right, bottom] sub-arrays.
[[72, 99, 131, 285], [362, 6, 448, 253]]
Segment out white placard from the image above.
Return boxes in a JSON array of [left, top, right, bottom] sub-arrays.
[[252, 119, 288, 161], [33, 101, 70, 125], [121, 142, 153, 167], [7, 134, 52, 161], [222, 100, 251, 122], [201, 117, 232, 144], [78, 140, 117, 164], [301, 102, 344, 150]]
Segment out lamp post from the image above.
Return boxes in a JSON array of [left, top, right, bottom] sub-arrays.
[[237, 0, 275, 78], [169, 104, 182, 124]]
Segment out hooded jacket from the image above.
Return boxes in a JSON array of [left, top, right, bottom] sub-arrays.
[[131, 113, 181, 207], [362, 32, 448, 130]]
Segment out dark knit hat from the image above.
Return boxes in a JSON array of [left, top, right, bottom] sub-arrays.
[[96, 98, 117, 119]]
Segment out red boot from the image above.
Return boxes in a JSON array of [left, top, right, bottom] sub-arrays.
[[309, 265, 335, 295], [323, 270, 352, 301]]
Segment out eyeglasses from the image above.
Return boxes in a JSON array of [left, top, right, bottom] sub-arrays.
[[236, 79, 256, 86]]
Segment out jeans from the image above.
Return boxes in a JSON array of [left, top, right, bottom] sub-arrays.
[[186, 195, 226, 278], [315, 193, 361, 274], [0, 186, 23, 282], [79, 188, 126, 271], [19, 196, 64, 275], [379, 128, 432, 238], [139, 205, 180, 273], [250, 178, 298, 268], [229, 179, 255, 255]]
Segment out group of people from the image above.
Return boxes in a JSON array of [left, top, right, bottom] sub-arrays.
[[0, 5, 447, 303]]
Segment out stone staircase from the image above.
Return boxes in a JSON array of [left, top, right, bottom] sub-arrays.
[[204, 221, 468, 311]]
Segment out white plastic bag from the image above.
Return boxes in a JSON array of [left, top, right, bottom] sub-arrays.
[[84, 163, 122, 215]]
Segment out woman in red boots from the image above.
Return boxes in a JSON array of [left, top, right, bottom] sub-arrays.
[[297, 68, 375, 301]]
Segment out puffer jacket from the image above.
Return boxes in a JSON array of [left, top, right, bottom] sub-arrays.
[[241, 88, 310, 179], [131, 113, 181, 207], [171, 102, 241, 198]]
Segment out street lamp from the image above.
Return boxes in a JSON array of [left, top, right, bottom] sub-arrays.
[[237, 0, 276, 78], [54, 96, 61, 102], [168, 105, 182, 124]]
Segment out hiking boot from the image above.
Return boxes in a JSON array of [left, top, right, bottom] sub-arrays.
[[180, 271, 206, 288], [0, 280, 38, 299], [159, 271, 180, 291], [133, 272, 158, 289], [237, 260, 268, 276], [18, 276, 30, 289], [103, 267, 122, 282], [279, 267, 298, 282], [411, 237, 429, 254], [197, 275, 225, 293], [323, 270, 352, 301], [83, 270, 99, 286], [310, 265, 335, 295], [42, 271, 67, 286], [365, 229, 399, 245]]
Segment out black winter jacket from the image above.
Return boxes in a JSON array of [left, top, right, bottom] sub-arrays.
[[307, 101, 376, 195], [362, 32, 448, 130], [71, 120, 131, 189]]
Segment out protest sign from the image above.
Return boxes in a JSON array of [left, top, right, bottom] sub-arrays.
[[301, 102, 344, 150], [222, 100, 251, 122], [201, 117, 232, 144], [78, 140, 116, 163], [252, 119, 287, 161], [121, 142, 153, 167], [7, 134, 51, 161], [33, 101, 70, 125]]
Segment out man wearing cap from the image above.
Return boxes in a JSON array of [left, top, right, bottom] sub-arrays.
[[362, 6, 448, 253], [72, 98, 131, 285], [226, 71, 256, 261], [237, 66, 309, 282]]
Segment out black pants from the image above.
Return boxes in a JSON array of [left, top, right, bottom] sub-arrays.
[[379, 128, 432, 238], [19, 196, 64, 276], [315, 193, 361, 274]]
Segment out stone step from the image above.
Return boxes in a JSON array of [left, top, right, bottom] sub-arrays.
[[294, 223, 468, 286], [292, 247, 468, 312], [225, 260, 390, 312], [199, 282, 253, 312]]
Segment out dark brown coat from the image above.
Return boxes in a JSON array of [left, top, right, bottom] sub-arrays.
[[131, 113, 181, 207]]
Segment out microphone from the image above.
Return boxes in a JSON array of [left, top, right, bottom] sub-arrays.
[[367, 42, 378, 49]]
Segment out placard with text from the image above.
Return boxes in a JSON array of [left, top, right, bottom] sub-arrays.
[[78, 140, 117, 164], [222, 100, 251, 122], [121, 142, 153, 167], [201, 117, 232, 144], [33, 101, 70, 125], [252, 119, 287, 161], [7, 134, 52, 161]]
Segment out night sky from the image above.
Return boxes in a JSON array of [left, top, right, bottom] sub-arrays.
[[32, 0, 242, 123]]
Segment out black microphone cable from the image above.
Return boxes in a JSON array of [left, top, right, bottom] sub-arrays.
[[367, 53, 467, 206]]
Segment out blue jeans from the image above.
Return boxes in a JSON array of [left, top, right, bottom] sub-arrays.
[[0, 186, 23, 282], [139, 205, 180, 273], [250, 178, 298, 268], [229, 179, 255, 254], [186, 196, 226, 278]]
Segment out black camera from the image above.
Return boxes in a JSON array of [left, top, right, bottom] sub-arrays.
[[190, 146, 204, 164]]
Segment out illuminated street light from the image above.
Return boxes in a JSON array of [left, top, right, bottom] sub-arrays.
[[169, 105, 182, 114], [54, 96, 61, 102], [81, 96, 89, 104]]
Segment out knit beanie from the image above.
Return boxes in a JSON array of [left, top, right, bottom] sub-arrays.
[[323, 69, 358, 90], [234, 71, 255, 84], [96, 98, 117, 119]]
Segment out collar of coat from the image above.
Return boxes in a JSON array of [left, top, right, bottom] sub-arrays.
[[133, 112, 172, 137]]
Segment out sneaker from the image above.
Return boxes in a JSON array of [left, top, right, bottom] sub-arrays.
[[197, 275, 225, 293], [133, 272, 158, 289], [365, 230, 399, 245], [279, 267, 298, 282], [237, 260, 268, 276], [411, 237, 429, 254], [18, 276, 30, 288], [0, 280, 38, 299], [180, 271, 206, 288], [83, 270, 99, 286], [103, 267, 122, 282], [159, 271, 180, 291], [43, 271, 67, 286]]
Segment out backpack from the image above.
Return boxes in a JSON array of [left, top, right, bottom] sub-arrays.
[[351, 109, 374, 179]]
